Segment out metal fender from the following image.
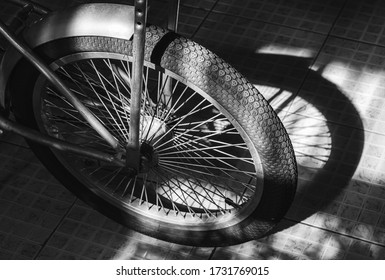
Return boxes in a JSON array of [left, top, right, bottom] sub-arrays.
[[0, 3, 135, 110]]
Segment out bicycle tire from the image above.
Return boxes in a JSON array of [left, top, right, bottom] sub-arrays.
[[9, 25, 297, 246]]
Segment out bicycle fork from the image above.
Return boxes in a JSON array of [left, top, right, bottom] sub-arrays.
[[127, 0, 180, 172]]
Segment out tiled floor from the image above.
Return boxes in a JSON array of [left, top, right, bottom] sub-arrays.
[[0, 0, 384, 259]]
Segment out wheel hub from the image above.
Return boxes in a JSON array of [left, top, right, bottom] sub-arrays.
[[137, 116, 172, 173]]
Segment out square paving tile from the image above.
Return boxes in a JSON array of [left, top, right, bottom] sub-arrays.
[[332, 0, 385, 46], [0, 142, 76, 260], [296, 37, 385, 132], [36, 201, 214, 259], [213, 0, 345, 34], [192, 11, 326, 116]]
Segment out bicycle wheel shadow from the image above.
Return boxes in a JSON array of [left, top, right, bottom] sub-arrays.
[[210, 52, 367, 258], [256, 54, 364, 220]]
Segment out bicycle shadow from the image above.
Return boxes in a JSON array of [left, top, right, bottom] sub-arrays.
[[206, 52, 366, 256], [249, 54, 364, 227]]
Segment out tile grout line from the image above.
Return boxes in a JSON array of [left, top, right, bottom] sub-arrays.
[[283, 216, 385, 250], [208, 247, 216, 260], [0, 138, 30, 149], [33, 198, 79, 260], [279, 0, 350, 122], [283, 109, 385, 138], [201, 10, 329, 37], [189, 0, 221, 40], [327, 33, 385, 49]]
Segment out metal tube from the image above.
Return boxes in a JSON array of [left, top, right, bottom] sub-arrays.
[[0, 115, 124, 166], [6, 0, 50, 15], [167, 0, 180, 32], [0, 19, 120, 150], [127, 0, 148, 171]]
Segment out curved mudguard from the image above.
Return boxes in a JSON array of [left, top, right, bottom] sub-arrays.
[[0, 3, 135, 110]]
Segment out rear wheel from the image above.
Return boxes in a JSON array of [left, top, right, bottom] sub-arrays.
[[10, 26, 297, 246]]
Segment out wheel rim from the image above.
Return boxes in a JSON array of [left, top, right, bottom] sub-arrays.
[[33, 52, 264, 230]]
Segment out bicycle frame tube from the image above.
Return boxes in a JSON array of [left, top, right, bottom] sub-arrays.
[[167, 0, 180, 32], [0, 115, 124, 166]]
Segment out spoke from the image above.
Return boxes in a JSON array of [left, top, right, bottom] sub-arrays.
[[153, 170, 200, 215], [155, 111, 222, 151], [159, 143, 249, 157], [56, 67, 90, 99], [89, 60, 129, 142], [159, 165, 228, 213], [159, 79, 180, 121], [59, 131, 113, 148], [45, 106, 127, 146], [156, 124, 236, 154], [44, 99, 114, 141], [162, 82, 189, 123], [141, 70, 152, 116], [97, 167, 124, 190], [48, 85, 129, 118], [152, 171, 182, 214], [142, 65, 155, 115], [201, 137, 249, 149], [103, 59, 131, 136], [164, 132, 255, 166], [128, 175, 138, 202], [152, 95, 208, 146], [172, 176, 214, 215], [158, 160, 231, 191], [120, 176, 134, 197], [139, 173, 149, 206], [159, 158, 253, 174], [72, 62, 127, 144], [176, 140, 255, 191], [156, 71, 166, 117], [158, 158, 254, 194], [160, 136, 256, 196], [173, 128, 240, 135], [80, 165, 103, 175], [167, 102, 212, 124], [107, 61, 132, 94], [113, 174, 129, 194], [141, 73, 171, 142]]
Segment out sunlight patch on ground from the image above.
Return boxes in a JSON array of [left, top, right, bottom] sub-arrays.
[[256, 45, 315, 58]]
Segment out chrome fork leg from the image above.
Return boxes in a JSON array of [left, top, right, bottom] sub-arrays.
[[167, 0, 180, 32], [127, 0, 148, 172]]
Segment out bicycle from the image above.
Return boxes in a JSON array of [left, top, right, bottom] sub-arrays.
[[0, 0, 297, 246]]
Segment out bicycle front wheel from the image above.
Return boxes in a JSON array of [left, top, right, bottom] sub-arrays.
[[10, 26, 297, 246]]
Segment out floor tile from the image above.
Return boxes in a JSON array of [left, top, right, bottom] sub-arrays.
[[332, 0, 385, 46], [285, 127, 385, 243], [192, 11, 326, 115], [302, 37, 385, 132], [212, 0, 345, 34], [38, 201, 212, 260], [0, 144, 76, 259]]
